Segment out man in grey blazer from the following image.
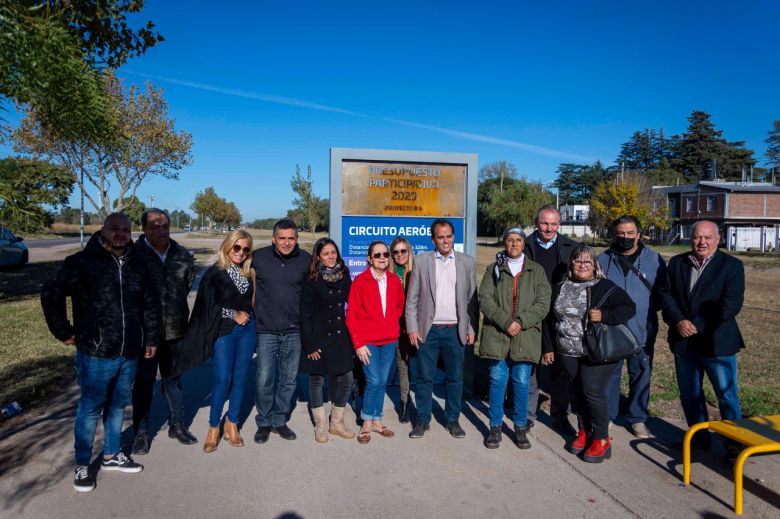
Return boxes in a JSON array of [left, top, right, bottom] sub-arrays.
[[405, 219, 479, 438]]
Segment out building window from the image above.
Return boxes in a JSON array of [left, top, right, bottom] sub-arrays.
[[685, 197, 695, 212], [706, 195, 716, 211]]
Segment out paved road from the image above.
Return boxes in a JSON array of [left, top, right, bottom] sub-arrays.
[[25, 233, 190, 250]]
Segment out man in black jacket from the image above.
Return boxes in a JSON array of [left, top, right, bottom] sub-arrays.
[[252, 219, 311, 443], [41, 213, 160, 493], [523, 205, 577, 435], [661, 220, 744, 458], [131, 209, 197, 454]]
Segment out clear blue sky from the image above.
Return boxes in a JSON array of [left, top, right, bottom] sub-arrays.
[[5, 1, 780, 220]]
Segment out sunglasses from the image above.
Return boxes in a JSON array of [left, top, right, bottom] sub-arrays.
[[232, 245, 251, 255], [371, 252, 391, 259], [392, 248, 408, 255]]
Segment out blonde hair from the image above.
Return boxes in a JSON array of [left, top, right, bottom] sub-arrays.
[[217, 229, 254, 278], [389, 237, 414, 274]]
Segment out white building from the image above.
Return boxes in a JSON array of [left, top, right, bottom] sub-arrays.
[[559, 204, 592, 237]]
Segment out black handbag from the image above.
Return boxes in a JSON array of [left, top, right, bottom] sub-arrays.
[[583, 285, 641, 363]]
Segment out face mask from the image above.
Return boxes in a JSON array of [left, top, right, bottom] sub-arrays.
[[612, 236, 636, 252]]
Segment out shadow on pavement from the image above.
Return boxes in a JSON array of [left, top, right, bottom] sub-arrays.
[[0, 383, 80, 513]]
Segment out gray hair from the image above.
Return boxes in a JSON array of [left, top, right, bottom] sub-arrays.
[[566, 243, 605, 280]]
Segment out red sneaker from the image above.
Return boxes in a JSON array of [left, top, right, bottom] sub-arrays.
[[567, 429, 589, 455], [583, 437, 612, 463]]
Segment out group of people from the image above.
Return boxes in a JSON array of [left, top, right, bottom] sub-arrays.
[[40, 205, 746, 494]]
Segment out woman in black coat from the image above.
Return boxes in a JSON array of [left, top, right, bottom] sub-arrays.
[[543, 243, 635, 463], [300, 238, 355, 443], [176, 230, 255, 453]]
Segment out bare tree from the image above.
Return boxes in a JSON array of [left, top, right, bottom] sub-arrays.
[[12, 72, 192, 218]]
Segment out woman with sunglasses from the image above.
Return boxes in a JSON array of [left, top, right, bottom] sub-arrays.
[[299, 238, 355, 443], [544, 243, 635, 463], [346, 241, 405, 444], [178, 230, 256, 453], [389, 237, 416, 423]]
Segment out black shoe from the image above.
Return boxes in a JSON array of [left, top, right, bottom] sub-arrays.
[[73, 465, 95, 492], [132, 432, 150, 455], [168, 423, 198, 445], [398, 402, 410, 424], [445, 421, 466, 438], [101, 452, 143, 473], [409, 422, 430, 438], [484, 426, 502, 449], [514, 426, 531, 449], [552, 418, 577, 437], [526, 419, 534, 430], [672, 435, 712, 451], [254, 426, 271, 444], [723, 444, 743, 467], [272, 424, 297, 440]]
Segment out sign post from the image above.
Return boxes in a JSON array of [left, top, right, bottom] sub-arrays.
[[329, 148, 478, 275]]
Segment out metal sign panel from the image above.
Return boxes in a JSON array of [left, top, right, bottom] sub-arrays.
[[330, 148, 477, 277]]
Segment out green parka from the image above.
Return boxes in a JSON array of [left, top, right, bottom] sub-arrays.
[[476, 257, 551, 363]]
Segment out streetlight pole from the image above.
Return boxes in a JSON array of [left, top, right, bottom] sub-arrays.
[[79, 170, 85, 248]]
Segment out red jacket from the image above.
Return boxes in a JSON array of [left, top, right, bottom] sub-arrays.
[[346, 268, 405, 349]]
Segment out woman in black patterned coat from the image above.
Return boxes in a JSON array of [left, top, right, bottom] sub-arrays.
[[300, 238, 355, 443]]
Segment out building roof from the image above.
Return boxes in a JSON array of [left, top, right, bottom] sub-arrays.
[[653, 180, 780, 194]]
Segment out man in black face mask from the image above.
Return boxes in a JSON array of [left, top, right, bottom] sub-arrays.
[[597, 215, 666, 439]]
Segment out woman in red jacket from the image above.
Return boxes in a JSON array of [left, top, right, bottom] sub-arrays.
[[346, 240, 405, 444]]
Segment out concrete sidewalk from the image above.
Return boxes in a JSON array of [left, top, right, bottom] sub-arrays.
[[1, 363, 778, 519]]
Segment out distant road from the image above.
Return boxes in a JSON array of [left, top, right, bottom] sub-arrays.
[[26, 232, 187, 250]]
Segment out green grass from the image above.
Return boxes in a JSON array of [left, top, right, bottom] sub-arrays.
[[0, 297, 75, 409]]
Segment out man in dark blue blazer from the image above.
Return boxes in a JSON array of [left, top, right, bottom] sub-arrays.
[[661, 220, 744, 455]]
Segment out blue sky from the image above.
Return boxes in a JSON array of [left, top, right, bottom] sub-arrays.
[[5, 1, 780, 220]]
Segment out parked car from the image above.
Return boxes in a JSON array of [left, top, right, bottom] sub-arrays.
[[0, 226, 29, 267], [184, 224, 191, 232]]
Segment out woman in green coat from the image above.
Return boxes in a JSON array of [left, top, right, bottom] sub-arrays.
[[477, 227, 551, 450]]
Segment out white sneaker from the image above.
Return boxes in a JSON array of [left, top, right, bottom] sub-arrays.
[[630, 422, 651, 439]]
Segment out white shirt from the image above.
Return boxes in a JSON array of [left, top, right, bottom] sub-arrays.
[[371, 267, 387, 317], [433, 251, 458, 324], [507, 254, 525, 277], [144, 238, 170, 264]]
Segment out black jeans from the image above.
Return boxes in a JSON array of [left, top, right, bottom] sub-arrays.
[[132, 339, 184, 431], [309, 372, 354, 408], [559, 354, 617, 440]]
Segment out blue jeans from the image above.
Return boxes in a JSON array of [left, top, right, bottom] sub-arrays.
[[74, 352, 137, 465], [416, 325, 464, 424], [488, 359, 533, 428], [674, 351, 741, 426], [607, 345, 653, 424], [361, 343, 397, 421], [210, 320, 256, 427], [255, 332, 302, 428]]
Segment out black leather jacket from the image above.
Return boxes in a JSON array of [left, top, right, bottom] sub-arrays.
[[135, 235, 195, 341], [41, 232, 160, 358]]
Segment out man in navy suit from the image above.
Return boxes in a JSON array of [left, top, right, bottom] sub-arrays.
[[661, 220, 744, 458]]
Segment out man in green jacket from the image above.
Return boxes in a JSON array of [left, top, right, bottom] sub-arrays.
[[477, 228, 551, 449]]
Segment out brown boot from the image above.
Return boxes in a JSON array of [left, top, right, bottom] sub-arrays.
[[329, 405, 355, 439], [312, 406, 329, 443], [203, 426, 220, 453], [223, 418, 244, 447]]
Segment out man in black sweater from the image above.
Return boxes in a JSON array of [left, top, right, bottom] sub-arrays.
[[523, 205, 577, 435], [252, 219, 311, 443]]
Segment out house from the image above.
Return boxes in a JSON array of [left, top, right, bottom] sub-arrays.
[[652, 180, 780, 251], [559, 204, 592, 238]]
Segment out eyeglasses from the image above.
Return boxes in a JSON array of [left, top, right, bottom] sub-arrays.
[[372, 252, 391, 259], [232, 245, 251, 255], [392, 248, 408, 255], [573, 260, 593, 267]]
